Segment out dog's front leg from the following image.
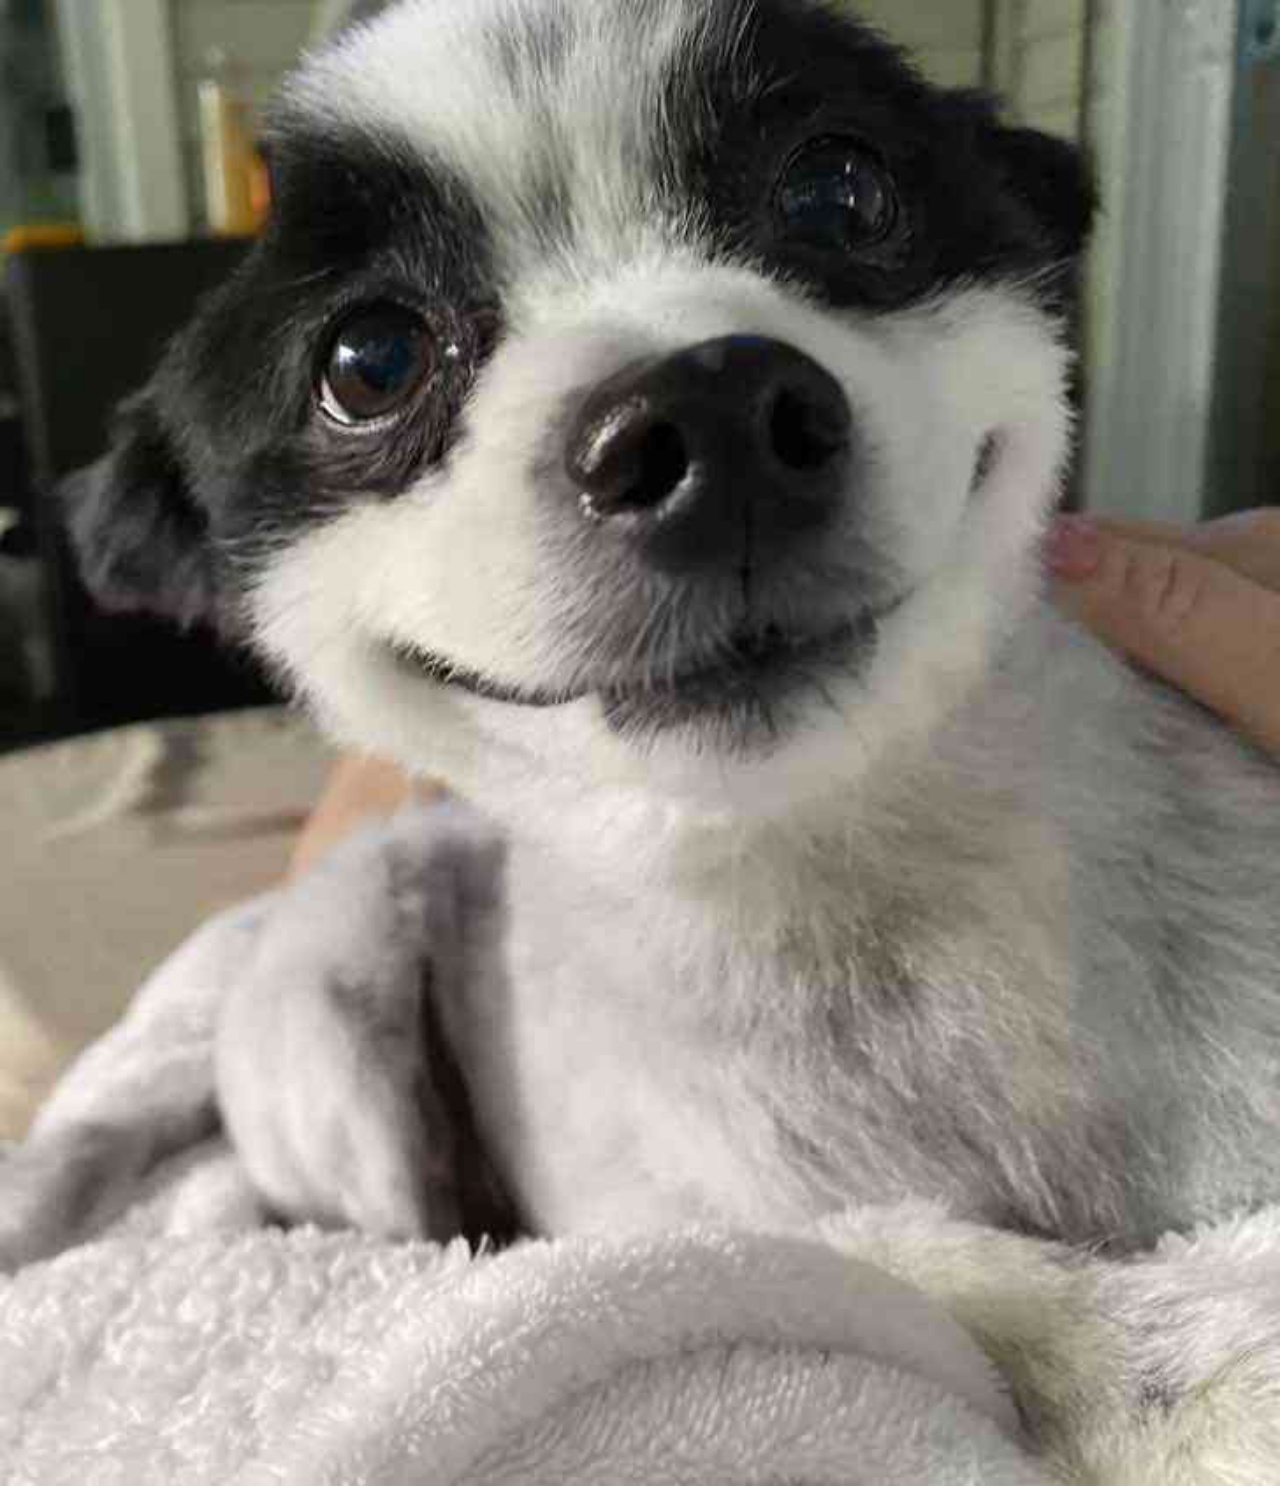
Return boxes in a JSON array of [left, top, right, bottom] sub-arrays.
[[216, 798, 512, 1243]]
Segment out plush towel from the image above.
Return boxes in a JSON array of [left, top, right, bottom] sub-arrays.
[[0, 707, 334, 1142], [5, 810, 1280, 1484], [0, 838, 1037, 1484], [0, 1219, 1039, 1484]]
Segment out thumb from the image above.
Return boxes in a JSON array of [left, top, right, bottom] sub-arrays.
[[1047, 516, 1280, 757]]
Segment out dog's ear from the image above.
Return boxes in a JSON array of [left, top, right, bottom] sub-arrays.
[[61, 390, 218, 630], [986, 123, 1098, 262]]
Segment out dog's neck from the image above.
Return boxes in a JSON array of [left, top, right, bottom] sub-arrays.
[[475, 665, 1041, 903]]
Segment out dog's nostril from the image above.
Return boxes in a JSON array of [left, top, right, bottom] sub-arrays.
[[768, 387, 847, 473], [566, 338, 850, 570], [621, 421, 690, 510]]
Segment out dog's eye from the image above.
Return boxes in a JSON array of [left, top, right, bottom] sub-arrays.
[[320, 306, 434, 425], [773, 139, 899, 253]]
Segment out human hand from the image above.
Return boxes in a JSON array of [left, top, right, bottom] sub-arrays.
[[289, 754, 436, 880], [1046, 510, 1280, 757]]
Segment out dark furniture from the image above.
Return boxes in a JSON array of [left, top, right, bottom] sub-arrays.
[[5, 239, 276, 739]]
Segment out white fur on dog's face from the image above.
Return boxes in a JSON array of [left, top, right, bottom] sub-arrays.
[[73, 0, 1086, 832], [244, 0, 1075, 824], [254, 267, 1070, 817]]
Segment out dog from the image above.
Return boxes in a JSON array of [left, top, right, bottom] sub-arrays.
[[67, 0, 1280, 1253]]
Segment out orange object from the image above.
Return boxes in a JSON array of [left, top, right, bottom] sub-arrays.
[[1, 224, 84, 255], [287, 757, 441, 880], [199, 57, 262, 238], [249, 150, 272, 231]]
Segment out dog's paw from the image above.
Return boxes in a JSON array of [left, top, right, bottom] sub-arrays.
[[216, 952, 458, 1241], [213, 801, 503, 1242]]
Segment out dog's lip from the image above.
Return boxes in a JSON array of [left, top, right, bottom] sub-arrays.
[[385, 602, 908, 712], [599, 620, 871, 706], [386, 641, 589, 709]]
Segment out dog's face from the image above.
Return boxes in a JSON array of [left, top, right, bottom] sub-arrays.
[[70, 0, 1093, 819]]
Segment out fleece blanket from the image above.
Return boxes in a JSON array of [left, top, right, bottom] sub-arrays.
[[4, 807, 1280, 1484]]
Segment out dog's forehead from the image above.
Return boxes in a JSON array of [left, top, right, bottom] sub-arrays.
[[295, 0, 735, 128], [279, 0, 911, 266], [287, 0, 711, 191]]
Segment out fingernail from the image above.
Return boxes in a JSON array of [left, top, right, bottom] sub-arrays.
[[1044, 516, 1103, 580]]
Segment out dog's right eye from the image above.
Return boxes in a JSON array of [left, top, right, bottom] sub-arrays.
[[773, 138, 900, 257], [320, 306, 436, 426]]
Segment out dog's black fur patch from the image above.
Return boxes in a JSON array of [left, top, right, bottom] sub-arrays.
[[65, 124, 500, 625], [62, 395, 218, 627], [674, 0, 1094, 308]]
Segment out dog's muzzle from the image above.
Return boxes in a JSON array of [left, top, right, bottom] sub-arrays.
[[565, 336, 853, 576], [387, 337, 877, 731]]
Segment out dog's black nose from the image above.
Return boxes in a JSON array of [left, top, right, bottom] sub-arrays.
[[565, 336, 852, 573]]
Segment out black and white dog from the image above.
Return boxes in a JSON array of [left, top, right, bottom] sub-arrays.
[[69, 0, 1280, 1251]]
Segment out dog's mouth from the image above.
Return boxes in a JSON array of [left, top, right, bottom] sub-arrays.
[[386, 604, 900, 720], [383, 429, 990, 724], [601, 616, 877, 717], [387, 641, 587, 710]]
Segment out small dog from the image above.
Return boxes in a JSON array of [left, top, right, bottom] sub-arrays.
[[69, 0, 1280, 1251]]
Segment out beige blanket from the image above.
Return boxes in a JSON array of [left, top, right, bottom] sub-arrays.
[[0, 709, 333, 1138]]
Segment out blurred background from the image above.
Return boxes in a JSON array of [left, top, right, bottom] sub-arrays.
[[0, 0, 1277, 751]]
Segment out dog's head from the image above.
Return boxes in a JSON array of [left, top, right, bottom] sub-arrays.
[[68, 0, 1093, 820]]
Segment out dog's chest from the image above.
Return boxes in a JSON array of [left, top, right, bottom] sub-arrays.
[[442, 708, 1280, 1246], [446, 853, 798, 1233], [416, 619, 1280, 1246], [446, 825, 1102, 1237]]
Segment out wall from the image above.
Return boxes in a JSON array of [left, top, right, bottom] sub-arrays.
[[54, 0, 190, 241], [981, 0, 1118, 145], [848, 1, 1113, 142], [1009, 0, 1090, 138], [169, 0, 317, 225], [855, 0, 986, 87]]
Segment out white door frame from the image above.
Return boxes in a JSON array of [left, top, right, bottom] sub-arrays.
[[1082, 0, 1241, 521], [52, 0, 189, 243]]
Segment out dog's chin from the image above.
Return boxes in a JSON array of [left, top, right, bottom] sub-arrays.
[[386, 611, 886, 755], [598, 616, 880, 752]]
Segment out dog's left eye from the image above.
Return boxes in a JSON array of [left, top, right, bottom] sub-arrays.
[[320, 306, 436, 425], [773, 138, 899, 254]]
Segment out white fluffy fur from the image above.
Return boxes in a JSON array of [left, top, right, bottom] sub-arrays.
[[11, 813, 1280, 1482], [240, 0, 1280, 1252], [253, 269, 1070, 822], [290, 0, 726, 271]]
